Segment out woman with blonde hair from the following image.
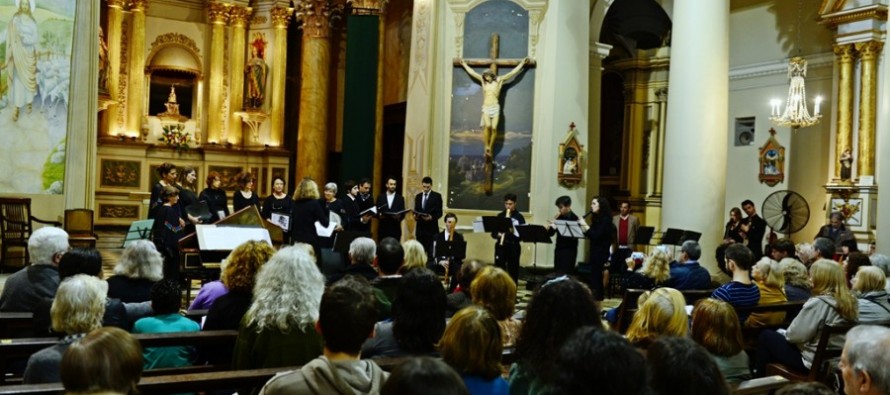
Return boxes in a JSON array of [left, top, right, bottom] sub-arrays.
[[746, 258, 788, 328], [780, 259, 812, 302], [471, 266, 521, 347], [203, 240, 275, 331], [401, 239, 428, 274], [106, 239, 164, 303], [439, 306, 508, 394], [624, 247, 671, 291], [754, 260, 858, 376], [625, 287, 687, 349], [851, 266, 890, 323], [60, 327, 143, 395], [232, 246, 325, 392], [24, 275, 108, 384], [290, 178, 329, 259], [691, 298, 751, 384]]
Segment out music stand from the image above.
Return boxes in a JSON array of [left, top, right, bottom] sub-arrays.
[[680, 230, 702, 243], [516, 224, 553, 287], [333, 231, 371, 254], [554, 220, 586, 239], [480, 216, 513, 236], [661, 227, 685, 258], [634, 226, 655, 254], [435, 240, 467, 260]]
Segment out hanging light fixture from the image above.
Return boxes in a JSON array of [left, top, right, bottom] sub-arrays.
[[769, 0, 822, 129]]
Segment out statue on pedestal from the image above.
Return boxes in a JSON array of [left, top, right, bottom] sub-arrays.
[[840, 148, 853, 181], [245, 34, 268, 109]]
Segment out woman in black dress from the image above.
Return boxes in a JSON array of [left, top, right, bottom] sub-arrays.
[[320, 182, 345, 249], [152, 185, 185, 280], [291, 178, 329, 260], [262, 176, 293, 242], [176, 166, 201, 234], [148, 162, 177, 218], [581, 196, 614, 301], [723, 207, 745, 244], [199, 171, 229, 223], [232, 172, 260, 213]]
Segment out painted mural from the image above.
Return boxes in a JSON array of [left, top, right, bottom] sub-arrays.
[[448, 0, 533, 211], [0, 0, 74, 194]]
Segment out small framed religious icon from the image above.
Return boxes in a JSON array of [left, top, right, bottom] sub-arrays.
[[758, 128, 785, 187], [558, 123, 584, 188]]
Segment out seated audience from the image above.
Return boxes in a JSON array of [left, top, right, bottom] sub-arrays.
[[811, 237, 837, 266], [372, 237, 405, 318], [439, 306, 508, 395], [401, 239, 428, 274], [647, 336, 730, 395], [362, 268, 446, 358], [328, 237, 378, 284], [133, 279, 200, 370], [712, 243, 760, 322], [106, 239, 164, 303], [746, 257, 787, 327], [691, 298, 751, 384], [232, 246, 324, 380], [258, 276, 388, 395], [868, 253, 890, 293], [509, 275, 603, 393], [796, 242, 817, 266], [0, 226, 68, 312], [840, 325, 890, 395], [551, 327, 648, 395], [625, 287, 688, 349], [188, 259, 229, 311], [471, 266, 521, 347], [851, 266, 890, 324], [666, 240, 712, 290], [780, 258, 812, 302], [771, 238, 798, 262], [24, 275, 106, 384], [446, 260, 484, 317], [60, 327, 143, 395], [844, 252, 871, 288], [203, 240, 274, 330], [754, 260, 858, 376], [381, 357, 469, 395]]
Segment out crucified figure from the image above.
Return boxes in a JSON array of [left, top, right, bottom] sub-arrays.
[[459, 57, 530, 160]]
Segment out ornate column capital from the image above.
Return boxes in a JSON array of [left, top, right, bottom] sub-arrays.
[[855, 41, 884, 60], [229, 5, 252, 27], [107, 0, 126, 9], [349, 0, 388, 15], [128, 0, 148, 12], [270, 5, 293, 29], [294, 0, 347, 38], [833, 43, 857, 62], [208, 1, 230, 25]]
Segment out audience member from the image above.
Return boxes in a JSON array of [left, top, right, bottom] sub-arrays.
[[0, 227, 68, 312], [23, 275, 106, 384], [471, 266, 520, 347], [771, 238, 798, 262], [851, 266, 890, 324], [796, 242, 817, 266], [509, 275, 602, 393], [625, 287, 687, 349], [106, 239, 164, 303], [844, 252, 871, 288], [816, 212, 855, 252], [811, 237, 837, 264], [840, 325, 890, 395], [381, 357, 469, 395], [446, 260, 484, 317], [133, 279, 200, 369], [439, 306, 508, 395], [746, 257, 787, 327], [203, 240, 274, 331], [775, 382, 835, 395], [647, 336, 730, 395], [372, 237, 405, 317], [400, 239, 427, 273], [328, 237, 377, 283], [188, 258, 228, 311], [232, 246, 325, 388], [712, 243, 760, 322], [780, 259, 812, 302], [259, 277, 388, 395], [868, 254, 890, 293], [551, 327, 648, 395], [666, 240, 712, 290], [755, 260, 858, 376], [60, 327, 143, 395], [362, 268, 445, 358], [691, 298, 751, 384], [623, 247, 671, 290]]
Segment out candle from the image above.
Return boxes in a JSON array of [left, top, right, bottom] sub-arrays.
[[814, 96, 822, 115]]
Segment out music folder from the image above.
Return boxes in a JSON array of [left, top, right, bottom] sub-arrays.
[[333, 231, 371, 253], [185, 201, 212, 222], [435, 240, 467, 260], [516, 224, 553, 244], [359, 206, 378, 217], [381, 209, 411, 218]]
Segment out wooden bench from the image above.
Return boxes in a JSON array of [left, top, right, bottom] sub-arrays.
[[0, 313, 34, 339], [614, 288, 714, 333], [184, 309, 208, 324], [0, 330, 238, 385], [765, 322, 854, 384], [731, 375, 791, 395]]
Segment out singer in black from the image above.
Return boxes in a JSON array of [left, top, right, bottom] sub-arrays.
[[548, 195, 580, 275], [581, 196, 614, 301], [491, 193, 525, 283], [413, 176, 443, 260], [434, 213, 464, 292], [375, 177, 406, 241]]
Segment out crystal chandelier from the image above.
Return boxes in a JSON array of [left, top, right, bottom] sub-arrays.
[[769, 56, 822, 129]]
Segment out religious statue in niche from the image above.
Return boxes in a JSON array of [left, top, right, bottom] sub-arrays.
[[245, 33, 269, 109], [839, 148, 853, 182], [98, 26, 109, 93], [558, 122, 584, 188], [758, 128, 785, 187]]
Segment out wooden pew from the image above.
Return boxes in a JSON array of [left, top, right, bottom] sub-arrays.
[[732, 375, 791, 395], [765, 322, 855, 384], [0, 330, 238, 385], [184, 309, 208, 324], [0, 313, 34, 339]]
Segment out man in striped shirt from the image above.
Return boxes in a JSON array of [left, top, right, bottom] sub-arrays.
[[712, 243, 760, 322]]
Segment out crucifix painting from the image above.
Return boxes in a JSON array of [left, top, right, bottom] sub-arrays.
[[448, 0, 535, 209]]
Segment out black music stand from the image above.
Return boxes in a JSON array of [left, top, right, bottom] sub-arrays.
[[435, 240, 467, 260], [517, 224, 552, 289], [333, 231, 372, 254], [481, 216, 513, 237], [661, 228, 685, 258], [680, 230, 702, 243], [634, 226, 655, 254]]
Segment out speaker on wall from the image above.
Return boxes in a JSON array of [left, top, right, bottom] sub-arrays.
[[734, 117, 755, 147]]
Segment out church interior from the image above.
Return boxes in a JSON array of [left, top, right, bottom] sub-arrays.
[[3, 0, 882, 273]]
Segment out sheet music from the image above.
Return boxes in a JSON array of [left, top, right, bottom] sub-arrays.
[[196, 225, 271, 250], [315, 221, 336, 237], [511, 219, 520, 238], [472, 217, 485, 232], [271, 213, 290, 231], [554, 220, 586, 238]]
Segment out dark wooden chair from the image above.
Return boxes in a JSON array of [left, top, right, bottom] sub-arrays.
[[63, 209, 98, 248], [0, 198, 61, 270]]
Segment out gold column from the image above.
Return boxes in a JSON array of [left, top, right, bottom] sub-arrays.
[[269, 6, 291, 147], [834, 44, 856, 181], [228, 5, 251, 146], [855, 41, 883, 178], [373, 7, 386, 204], [294, 1, 345, 181], [206, 2, 229, 144], [104, 0, 125, 137], [126, 0, 147, 136]]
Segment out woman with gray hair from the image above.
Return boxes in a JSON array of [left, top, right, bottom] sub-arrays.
[[320, 181, 343, 250], [24, 274, 107, 384], [869, 253, 890, 292], [780, 259, 812, 302], [232, 245, 325, 390], [106, 239, 164, 303]]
